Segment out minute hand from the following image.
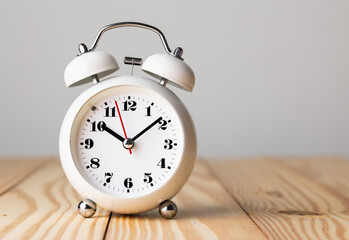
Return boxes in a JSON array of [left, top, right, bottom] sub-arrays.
[[132, 117, 163, 141]]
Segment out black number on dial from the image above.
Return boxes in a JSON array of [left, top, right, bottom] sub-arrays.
[[145, 106, 151, 116], [104, 107, 116, 117], [164, 139, 176, 150], [158, 119, 168, 130], [124, 177, 133, 192], [84, 139, 94, 149], [91, 121, 106, 132], [123, 98, 137, 111], [143, 173, 153, 184], [87, 158, 100, 169], [103, 172, 113, 186], [157, 158, 166, 168]]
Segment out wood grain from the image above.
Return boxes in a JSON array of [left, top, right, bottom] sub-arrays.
[[0, 160, 110, 240], [278, 156, 349, 198], [0, 157, 47, 195], [206, 157, 349, 240], [2, 157, 349, 239], [105, 161, 266, 240]]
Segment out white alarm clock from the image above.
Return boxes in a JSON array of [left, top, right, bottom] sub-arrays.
[[59, 22, 196, 219]]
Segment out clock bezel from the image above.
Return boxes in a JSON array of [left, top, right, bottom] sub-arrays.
[[72, 84, 185, 197], [59, 75, 197, 214]]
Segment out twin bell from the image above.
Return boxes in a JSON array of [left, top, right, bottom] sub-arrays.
[[64, 22, 195, 92]]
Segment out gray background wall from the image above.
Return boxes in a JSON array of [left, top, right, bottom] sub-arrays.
[[0, 0, 348, 158]]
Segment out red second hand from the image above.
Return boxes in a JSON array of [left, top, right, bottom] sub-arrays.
[[115, 100, 132, 154]]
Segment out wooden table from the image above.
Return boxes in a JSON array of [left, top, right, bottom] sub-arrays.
[[1, 157, 349, 239]]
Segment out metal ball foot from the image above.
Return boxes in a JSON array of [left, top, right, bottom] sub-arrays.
[[159, 200, 177, 219], [78, 199, 97, 218]]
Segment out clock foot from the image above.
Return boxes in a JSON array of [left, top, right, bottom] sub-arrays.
[[78, 199, 97, 218], [159, 200, 177, 219]]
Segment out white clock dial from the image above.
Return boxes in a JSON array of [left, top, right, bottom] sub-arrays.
[[73, 85, 184, 198]]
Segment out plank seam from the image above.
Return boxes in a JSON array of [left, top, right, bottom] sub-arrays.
[[102, 212, 113, 240], [0, 159, 52, 197], [203, 160, 270, 240]]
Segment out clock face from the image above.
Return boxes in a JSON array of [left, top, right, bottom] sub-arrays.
[[71, 85, 184, 198]]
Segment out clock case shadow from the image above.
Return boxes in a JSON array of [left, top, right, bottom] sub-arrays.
[[92, 205, 240, 220]]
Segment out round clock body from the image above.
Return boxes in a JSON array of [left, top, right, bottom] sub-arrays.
[[59, 75, 197, 214]]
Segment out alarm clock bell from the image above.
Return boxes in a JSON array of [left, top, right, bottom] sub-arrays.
[[141, 51, 195, 92], [64, 51, 119, 87]]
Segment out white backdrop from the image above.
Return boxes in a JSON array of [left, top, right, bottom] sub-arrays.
[[0, 0, 348, 157]]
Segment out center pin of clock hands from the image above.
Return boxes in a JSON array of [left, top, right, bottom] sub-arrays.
[[102, 107, 162, 153]]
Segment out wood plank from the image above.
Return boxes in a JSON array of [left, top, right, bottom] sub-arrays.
[[277, 157, 349, 198], [0, 160, 110, 240], [105, 161, 266, 240], [0, 157, 47, 195], [207, 157, 349, 240]]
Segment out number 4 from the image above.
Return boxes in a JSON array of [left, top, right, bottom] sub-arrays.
[[157, 158, 166, 168]]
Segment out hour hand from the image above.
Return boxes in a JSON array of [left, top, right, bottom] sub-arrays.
[[104, 125, 125, 142]]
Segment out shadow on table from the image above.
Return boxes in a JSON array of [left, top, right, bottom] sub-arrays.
[[110, 204, 242, 220]]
